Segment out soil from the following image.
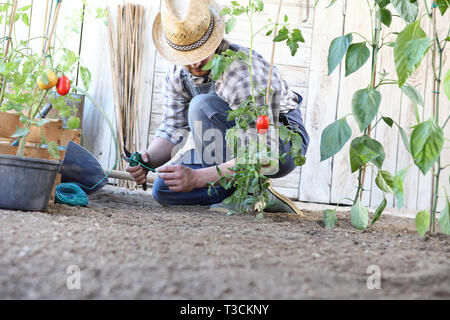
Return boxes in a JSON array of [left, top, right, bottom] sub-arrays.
[[0, 186, 449, 299]]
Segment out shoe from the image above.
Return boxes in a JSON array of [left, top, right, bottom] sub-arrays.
[[265, 180, 304, 216], [209, 180, 303, 216], [209, 201, 237, 214]]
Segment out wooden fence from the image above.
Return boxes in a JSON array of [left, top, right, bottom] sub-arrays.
[[4, 0, 448, 211]]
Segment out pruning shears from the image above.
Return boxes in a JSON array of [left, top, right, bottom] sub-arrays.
[[122, 147, 156, 191]]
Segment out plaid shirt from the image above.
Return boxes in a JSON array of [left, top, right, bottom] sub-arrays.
[[156, 39, 300, 145]]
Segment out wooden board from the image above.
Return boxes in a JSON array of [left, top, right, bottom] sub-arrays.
[[329, 0, 373, 207], [0, 112, 80, 145], [298, 0, 345, 204]]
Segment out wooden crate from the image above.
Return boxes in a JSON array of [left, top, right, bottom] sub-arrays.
[[0, 111, 81, 204]]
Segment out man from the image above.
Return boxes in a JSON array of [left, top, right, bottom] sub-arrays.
[[126, 0, 309, 213]]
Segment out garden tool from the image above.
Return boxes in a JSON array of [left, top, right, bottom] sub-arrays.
[[60, 141, 108, 194], [121, 147, 156, 191]]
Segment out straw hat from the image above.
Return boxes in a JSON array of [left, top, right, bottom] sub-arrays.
[[152, 0, 225, 65]]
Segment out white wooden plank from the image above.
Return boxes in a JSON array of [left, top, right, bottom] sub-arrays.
[[369, 15, 404, 209], [79, 0, 124, 171], [434, 10, 449, 212], [298, 0, 345, 204], [330, 0, 373, 206]]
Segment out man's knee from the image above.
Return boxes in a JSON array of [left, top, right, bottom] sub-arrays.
[[188, 94, 227, 123]]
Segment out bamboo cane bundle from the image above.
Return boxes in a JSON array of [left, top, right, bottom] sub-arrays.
[[107, 4, 149, 189]]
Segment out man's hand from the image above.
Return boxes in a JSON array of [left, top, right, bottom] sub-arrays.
[[157, 164, 199, 192], [125, 151, 150, 185]]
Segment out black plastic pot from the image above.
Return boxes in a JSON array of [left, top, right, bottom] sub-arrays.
[[0, 154, 61, 211]]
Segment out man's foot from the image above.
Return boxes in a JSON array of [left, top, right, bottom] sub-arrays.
[[265, 180, 304, 216], [209, 180, 303, 216]]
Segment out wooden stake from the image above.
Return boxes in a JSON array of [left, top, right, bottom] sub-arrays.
[[44, 0, 62, 57], [3, 0, 19, 59], [41, 0, 50, 55], [265, 0, 283, 106]]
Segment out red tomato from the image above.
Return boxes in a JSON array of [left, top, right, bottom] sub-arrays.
[[256, 115, 269, 134], [56, 76, 70, 96]]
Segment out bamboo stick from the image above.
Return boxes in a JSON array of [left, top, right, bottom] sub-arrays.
[[43, 0, 62, 56], [41, 0, 50, 55], [3, 0, 19, 60], [107, 4, 147, 189], [109, 170, 155, 184], [265, 0, 283, 106]]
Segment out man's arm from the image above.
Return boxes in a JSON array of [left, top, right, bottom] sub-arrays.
[[157, 158, 237, 192], [126, 137, 175, 185]]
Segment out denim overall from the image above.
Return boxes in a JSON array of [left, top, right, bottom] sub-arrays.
[[152, 46, 310, 206]]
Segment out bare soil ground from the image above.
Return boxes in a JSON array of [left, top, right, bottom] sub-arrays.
[[0, 186, 449, 299]]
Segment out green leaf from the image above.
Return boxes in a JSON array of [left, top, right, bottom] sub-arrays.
[[67, 116, 81, 129], [352, 87, 382, 132], [375, 0, 390, 8], [19, 5, 32, 11], [47, 141, 60, 160], [394, 20, 427, 87], [80, 66, 91, 90], [438, 198, 450, 235], [382, 116, 394, 127], [225, 17, 236, 34], [371, 196, 387, 226], [415, 210, 430, 236], [443, 69, 450, 101], [328, 33, 353, 76], [21, 13, 29, 27], [401, 83, 424, 106], [291, 29, 305, 43], [345, 42, 370, 77], [404, 38, 430, 69], [232, 7, 246, 16], [323, 209, 337, 228], [350, 135, 385, 173], [391, 0, 418, 24], [294, 155, 306, 166], [436, 0, 449, 15], [380, 8, 392, 27], [399, 126, 411, 153], [350, 199, 369, 230], [286, 38, 299, 56], [284, 14, 288, 22], [11, 127, 29, 138], [393, 167, 407, 208], [410, 119, 444, 174], [220, 7, 231, 16], [273, 26, 289, 42], [320, 117, 352, 161], [7, 101, 26, 112], [237, 51, 248, 61], [279, 125, 289, 141], [375, 170, 395, 194], [209, 54, 233, 81]]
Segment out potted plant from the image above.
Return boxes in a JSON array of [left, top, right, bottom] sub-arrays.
[[0, 0, 93, 211]]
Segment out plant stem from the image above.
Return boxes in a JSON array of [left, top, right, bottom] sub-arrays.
[[430, 5, 443, 234], [360, 1, 381, 201], [354, 167, 364, 203]]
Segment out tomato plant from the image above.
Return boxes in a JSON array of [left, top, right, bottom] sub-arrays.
[[317, 0, 449, 235], [203, 0, 307, 217]]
